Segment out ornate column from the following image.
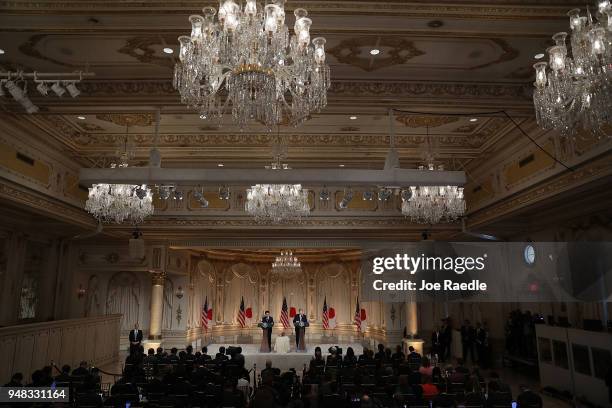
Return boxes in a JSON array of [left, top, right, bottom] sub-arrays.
[[148, 245, 167, 340], [148, 271, 166, 340], [406, 301, 418, 336]]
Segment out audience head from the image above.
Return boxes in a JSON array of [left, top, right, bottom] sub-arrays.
[[156, 347, 163, 354], [219, 346, 225, 354], [202, 346, 208, 354], [171, 347, 178, 355], [186, 345, 193, 354], [79, 361, 88, 368], [378, 344, 384, 352], [11, 372, 23, 384], [346, 346, 355, 357], [236, 346, 242, 354], [265, 359, 272, 369], [61, 364, 70, 374], [148, 348, 155, 355]]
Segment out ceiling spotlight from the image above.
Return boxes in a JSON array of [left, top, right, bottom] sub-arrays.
[[339, 164, 345, 167], [193, 190, 209, 208], [217, 163, 224, 167], [378, 188, 392, 201], [5, 80, 24, 101], [362, 190, 374, 201], [77, 115, 86, 120], [173, 190, 183, 200], [319, 187, 331, 201], [36, 82, 49, 96], [534, 53, 545, 60], [51, 82, 65, 97], [349, 116, 357, 120], [218, 186, 230, 200], [65, 81, 80, 98], [469, 118, 478, 122], [339, 189, 354, 209], [0, 49, 4, 55], [163, 47, 174, 54], [370, 49, 380, 55]]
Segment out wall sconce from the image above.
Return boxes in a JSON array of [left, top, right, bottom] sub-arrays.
[[77, 284, 86, 299], [175, 286, 184, 299]]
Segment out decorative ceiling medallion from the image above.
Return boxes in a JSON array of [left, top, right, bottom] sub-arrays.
[[327, 37, 425, 72], [118, 36, 174, 68], [96, 113, 154, 127], [395, 115, 459, 128]]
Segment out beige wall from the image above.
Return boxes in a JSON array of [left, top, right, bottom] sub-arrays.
[[0, 315, 121, 384]]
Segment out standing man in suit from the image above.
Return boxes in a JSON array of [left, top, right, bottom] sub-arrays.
[[431, 326, 442, 360], [129, 323, 143, 355], [261, 311, 274, 351], [293, 308, 309, 350]]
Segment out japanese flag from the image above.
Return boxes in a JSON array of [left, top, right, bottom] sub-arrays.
[[328, 307, 337, 329]]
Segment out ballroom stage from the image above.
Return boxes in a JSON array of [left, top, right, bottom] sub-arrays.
[[206, 343, 364, 372]]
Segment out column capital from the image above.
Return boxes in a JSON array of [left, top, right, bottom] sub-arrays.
[[150, 271, 166, 286]]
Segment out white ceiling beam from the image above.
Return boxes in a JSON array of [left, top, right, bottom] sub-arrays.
[[79, 167, 466, 187]]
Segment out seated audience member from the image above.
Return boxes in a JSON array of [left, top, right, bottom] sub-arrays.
[[261, 359, 280, 378], [72, 361, 89, 377], [28, 370, 44, 387], [344, 346, 358, 366], [406, 346, 420, 370], [216, 346, 229, 361], [167, 347, 179, 362], [421, 375, 439, 400], [252, 371, 279, 408], [384, 347, 393, 362], [231, 346, 245, 368], [155, 347, 165, 362], [4, 372, 24, 387], [200, 346, 212, 361], [374, 344, 386, 361], [309, 346, 325, 371], [517, 386, 543, 408], [185, 345, 196, 362], [55, 365, 71, 382], [358, 347, 370, 363], [418, 356, 433, 377], [394, 345, 407, 361], [326, 347, 339, 367], [144, 348, 157, 364], [431, 366, 443, 384]]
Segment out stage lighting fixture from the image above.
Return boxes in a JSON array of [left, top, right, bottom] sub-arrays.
[[401, 189, 413, 202], [362, 190, 374, 201], [22, 98, 39, 114], [339, 189, 354, 209], [36, 82, 49, 96], [173, 190, 183, 200], [51, 81, 65, 97], [378, 188, 392, 201], [5, 80, 24, 101], [319, 188, 331, 201], [193, 190, 209, 208], [65, 81, 80, 98], [218, 186, 230, 200]]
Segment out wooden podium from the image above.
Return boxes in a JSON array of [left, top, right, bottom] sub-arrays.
[[258, 322, 272, 353], [294, 321, 309, 352]]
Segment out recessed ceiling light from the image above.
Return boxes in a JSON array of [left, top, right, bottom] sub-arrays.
[[163, 47, 174, 54], [534, 53, 545, 60], [0, 49, 5, 55], [349, 115, 358, 120], [217, 163, 224, 167], [339, 164, 345, 167], [370, 49, 380, 56], [469, 118, 478, 122], [77, 115, 86, 120]]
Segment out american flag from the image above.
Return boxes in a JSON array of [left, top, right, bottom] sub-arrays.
[[237, 296, 246, 328], [280, 297, 290, 328], [354, 296, 361, 329], [201, 296, 209, 331], [322, 296, 329, 329]]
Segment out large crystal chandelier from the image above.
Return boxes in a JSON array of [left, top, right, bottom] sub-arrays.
[[173, 0, 331, 129], [401, 164, 465, 224], [246, 184, 309, 223], [533, 0, 612, 136], [85, 166, 154, 224], [271, 250, 302, 276]]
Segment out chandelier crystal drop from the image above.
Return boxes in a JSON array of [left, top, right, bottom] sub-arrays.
[[401, 164, 466, 224], [173, 1, 331, 129], [85, 164, 154, 224], [245, 184, 309, 223], [533, 1, 612, 136], [271, 250, 302, 276]]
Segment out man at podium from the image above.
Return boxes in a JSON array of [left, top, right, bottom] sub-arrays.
[[293, 308, 309, 351], [259, 310, 274, 352]]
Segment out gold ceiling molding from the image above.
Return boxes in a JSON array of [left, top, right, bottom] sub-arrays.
[[95, 113, 154, 127], [0, 1, 582, 19], [467, 38, 519, 71], [328, 37, 425, 72], [395, 115, 459, 128], [18, 34, 78, 68]]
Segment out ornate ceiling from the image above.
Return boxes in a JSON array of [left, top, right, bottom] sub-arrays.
[[0, 0, 610, 242]]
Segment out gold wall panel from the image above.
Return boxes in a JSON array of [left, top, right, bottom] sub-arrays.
[[334, 191, 378, 211], [503, 141, 555, 188], [64, 173, 88, 202], [465, 177, 495, 209], [0, 142, 50, 186]]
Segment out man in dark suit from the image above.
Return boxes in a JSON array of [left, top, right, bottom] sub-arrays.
[[128, 323, 143, 355], [261, 311, 274, 351], [431, 326, 442, 359], [293, 308, 308, 349]]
